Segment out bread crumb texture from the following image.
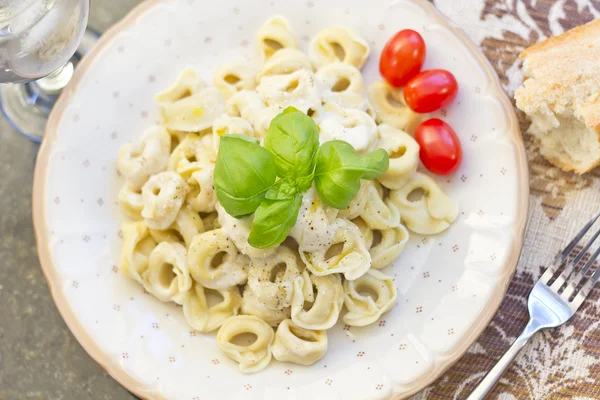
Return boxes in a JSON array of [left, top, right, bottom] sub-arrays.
[[515, 19, 600, 174]]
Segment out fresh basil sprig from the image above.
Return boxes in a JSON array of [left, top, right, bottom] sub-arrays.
[[264, 107, 319, 188], [249, 107, 318, 248], [314, 140, 389, 209], [248, 194, 302, 248], [213, 134, 276, 217], [213, 107, 389, 249], [265, 178, 297, 200]]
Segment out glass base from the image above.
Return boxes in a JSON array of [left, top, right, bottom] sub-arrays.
[[0, 79, 55, 142], [0, 28, 100, 142]]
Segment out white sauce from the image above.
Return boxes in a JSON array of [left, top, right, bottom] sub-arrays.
[[289, 187, 338, 252], [316, 104, 377, 153], [216, 203, 277, 259]]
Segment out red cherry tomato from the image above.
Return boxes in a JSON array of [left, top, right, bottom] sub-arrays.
[[379, 29, 426, 88], [404, 69, 458, 113], [414, 118, 462, 175]]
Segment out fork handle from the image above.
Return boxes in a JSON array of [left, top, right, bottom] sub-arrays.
[[466, 320, 540, 400]]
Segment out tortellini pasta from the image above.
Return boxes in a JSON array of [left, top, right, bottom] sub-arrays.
[[117, 16, 460, 374], [213, 63, 257, 99], [343, 269, 397, 326], [226, 90, 267, 132], [155, 67, 204, 104], [241, 286, 291, 327], [186, 166, 217, 213], [118, 185, 144, 219], [120, 221, 158, 284], [256, 16, 299, 62], [217, 315, 275, 373], [289, 187, 339, 252], [253, 105, 285, 137], [389, 172, 459, 235], [167, 129, 189, 151], [211, 115, 255, 154], [272, 319, 327, 365], [247, 246, 309, 310], [317, 103, 378, 153], [201, 212, 220, 231], [257, 69, 321, 114], [181, 282, 242, 332], [150, 204, 205, 247], [141, 171, 187, 230], [257, 48, 313, 79], [163, 87, 226, 132], [316, 62, 367, 110], [301, 219, 371, 280], [290, 273, 344, 330], [359, 181, 401, 230], [216, 203, 277, 259], [351, 217, 374, 247], [369, 225, 409, 269], [143, 241, 192, 302], [187, 229, 248, 289], [368, 80, 420, 132], [168, 133, 213, 182], [377, 124, 420, 189], [118, 125, 171, 190], [309, 26, 370, 70], [317, 62, 364, 96], [337, 180, 369, 220], [200, 134, 217, 163]]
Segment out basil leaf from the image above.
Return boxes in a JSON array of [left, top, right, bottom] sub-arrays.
[[248, 194, 302, 249], [264, 106, 320, 182], [213, 134, 277, 217], [314, 140, 389, 209], [295, 172, 315, 193], [265, 178, 297, 200], [359, 149, 391, 180]]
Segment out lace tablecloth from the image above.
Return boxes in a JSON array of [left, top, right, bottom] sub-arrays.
[[416, 1, 600, 399]]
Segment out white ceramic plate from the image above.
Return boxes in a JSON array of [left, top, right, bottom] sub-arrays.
[[33, 0, 528, 398]]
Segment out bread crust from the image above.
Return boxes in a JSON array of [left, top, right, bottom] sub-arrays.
[[516, 19, 600, 174], [520, 18, 600, 59], [578, 92, 600, 136]]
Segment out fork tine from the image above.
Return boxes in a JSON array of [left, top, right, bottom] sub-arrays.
[[563, 245, 600, 309], [550, 226, 600, 292], [553, 211, 600, 265], [542, 211, 600, 285], [561, 226, 600, 300]]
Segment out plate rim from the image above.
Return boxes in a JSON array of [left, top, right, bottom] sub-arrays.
[[32, 0, 529, 398]]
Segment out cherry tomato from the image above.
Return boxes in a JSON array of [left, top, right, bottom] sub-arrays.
[[404, 69, 458, 113], [414, 118, 462, 175], [379, 29, 426, 88]]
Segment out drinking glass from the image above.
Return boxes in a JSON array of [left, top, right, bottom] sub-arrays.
[[0, 0, 93, 141]]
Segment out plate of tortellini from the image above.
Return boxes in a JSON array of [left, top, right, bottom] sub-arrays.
[[33, 0, 528, 398]]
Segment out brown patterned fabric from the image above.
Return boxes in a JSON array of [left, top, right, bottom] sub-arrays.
[[412, 1, 600, 399]]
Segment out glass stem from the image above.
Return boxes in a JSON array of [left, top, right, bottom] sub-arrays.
[[24, 61, 75, 110]]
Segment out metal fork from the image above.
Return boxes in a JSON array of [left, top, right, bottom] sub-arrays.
[[467, 211, 600, 400]]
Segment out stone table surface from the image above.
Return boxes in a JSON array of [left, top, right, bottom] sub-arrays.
[[0, 4, 142, 400]]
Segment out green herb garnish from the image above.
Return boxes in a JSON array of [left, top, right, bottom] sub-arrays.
[[314, 140, 389, 209], [264, 106, 319, 187], [213, 107, 389, 249], [213, 134, 276, 217], [247, 195, 303, 249]]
